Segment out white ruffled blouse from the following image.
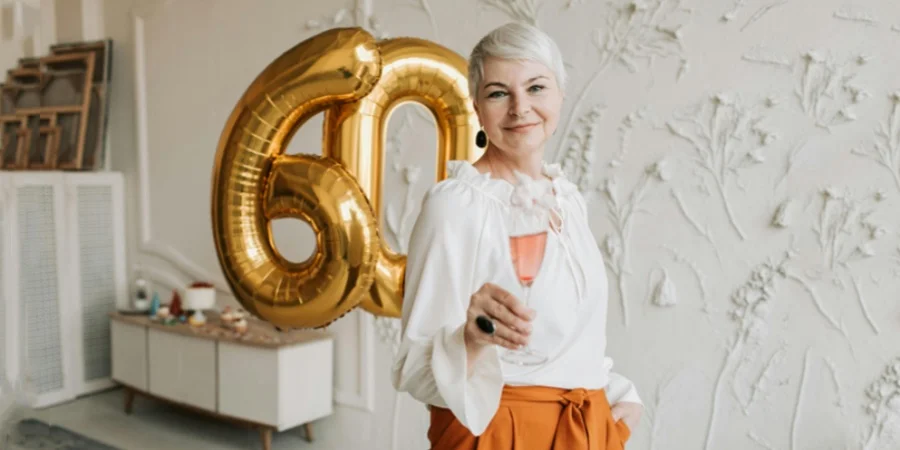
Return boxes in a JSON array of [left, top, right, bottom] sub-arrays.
[[391, 160, 642, 436]]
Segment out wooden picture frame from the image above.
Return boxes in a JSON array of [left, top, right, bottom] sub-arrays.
[[0, 39, 112, 171]]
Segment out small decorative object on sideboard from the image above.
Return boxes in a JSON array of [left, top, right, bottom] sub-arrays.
[[185, 281, 216, 326], [169, 289, 184, 318], [220, 306, 248, 334], [133, 275, 149, 311], [149, 292, 160, 317]]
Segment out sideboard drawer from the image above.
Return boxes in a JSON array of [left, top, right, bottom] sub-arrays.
[[147, 329, 216, 411]]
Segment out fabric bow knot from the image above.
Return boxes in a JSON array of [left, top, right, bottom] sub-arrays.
[[561, 388, 590, 409]]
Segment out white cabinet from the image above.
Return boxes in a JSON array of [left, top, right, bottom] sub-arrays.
[[110, 314, 334, 449], [0, 172, 127, 408]]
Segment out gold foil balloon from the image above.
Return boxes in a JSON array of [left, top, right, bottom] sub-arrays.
[[324, 37, 481, 318], [212, 27, 480, 328], [211, 28, 382, 329]]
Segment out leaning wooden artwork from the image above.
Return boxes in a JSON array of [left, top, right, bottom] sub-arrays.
[[0, 39, 112, 171]]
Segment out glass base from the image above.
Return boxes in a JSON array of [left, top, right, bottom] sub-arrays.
[[500, 346, 548, 366]]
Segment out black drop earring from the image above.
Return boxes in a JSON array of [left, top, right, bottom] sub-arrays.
[[476, 129, 487, 148]]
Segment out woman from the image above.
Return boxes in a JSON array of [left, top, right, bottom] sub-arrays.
[[392, 22, 643, 449]]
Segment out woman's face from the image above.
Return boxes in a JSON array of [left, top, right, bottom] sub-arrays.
[[474, 57, 563, 155]]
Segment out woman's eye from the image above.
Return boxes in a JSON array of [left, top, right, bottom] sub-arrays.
[[529, 85, 545, 93], [487, 91, 507, 98]]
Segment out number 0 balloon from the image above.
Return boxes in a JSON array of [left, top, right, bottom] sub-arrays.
[[211, 27, 481, 329]]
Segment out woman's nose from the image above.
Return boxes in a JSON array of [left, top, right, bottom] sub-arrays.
[[509, 96, 531, 117]]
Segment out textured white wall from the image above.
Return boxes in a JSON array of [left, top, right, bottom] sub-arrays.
[[89, 0, 900, 449]]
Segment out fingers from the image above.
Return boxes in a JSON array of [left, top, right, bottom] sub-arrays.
[[466, 283, 537, 352], [490, 318, 530, 347], [466, 319, 521, 350], [483, 297, 532, 335], [483, 283, 535, 322], [610, 403, 642, 429], [611, 406, 623, 422]]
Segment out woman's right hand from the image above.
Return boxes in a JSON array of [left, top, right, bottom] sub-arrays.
[[464, 283, 535, 353]]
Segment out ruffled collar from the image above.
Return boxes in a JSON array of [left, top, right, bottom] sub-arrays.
[[446, 159, 574, 200], [446, 160, 573, 236]]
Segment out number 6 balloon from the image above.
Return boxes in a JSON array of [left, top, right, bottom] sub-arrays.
[[211, 27, 481, 329]]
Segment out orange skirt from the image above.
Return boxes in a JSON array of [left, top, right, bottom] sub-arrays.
[[428, 385, 631, 450]]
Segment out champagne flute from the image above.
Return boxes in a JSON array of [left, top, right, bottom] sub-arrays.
[[500, 230, 549, 366]]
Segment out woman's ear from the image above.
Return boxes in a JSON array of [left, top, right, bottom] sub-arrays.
[[472, 101, 483, 127]]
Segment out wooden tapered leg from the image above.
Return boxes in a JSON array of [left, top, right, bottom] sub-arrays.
[[124, 387, 135, 415], [303, 423, 313, 442], [260, 427, 272, 450]]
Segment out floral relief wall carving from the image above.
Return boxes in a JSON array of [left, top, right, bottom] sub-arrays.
[[552, 0, 691, 165], [666, 93, 777, 241], [157, 1, 900, 448], [365, 0, 900, 448], [793, 50, 870, 131]]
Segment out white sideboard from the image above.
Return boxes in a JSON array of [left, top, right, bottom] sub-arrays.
[[110, 312, 334, 450], [0, 172, 127, 408]]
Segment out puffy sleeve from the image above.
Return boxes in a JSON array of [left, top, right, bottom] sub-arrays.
[[390, 181, 504, 436]]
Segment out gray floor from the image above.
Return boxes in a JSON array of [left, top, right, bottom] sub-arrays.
[[19, 387, 315, 450]]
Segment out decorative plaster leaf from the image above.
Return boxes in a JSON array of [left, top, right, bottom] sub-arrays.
[[833, 5, 878, 25], [677, 58, 690, 81], [851, 276, 879, 334], [553, 0, 690, 163], [794, 51, 868, 131], [861, 356, 900, 450], [721, 0, 746, 22], [774, 140, 807, 194], [742, 45, 793, 69], [667, 93, 777, 240], [480, 0, 543, 26], [748, 431, 777, 450], [741, 1, 789, 31], [853, 93, 900, 191], [560, 104, 605, 192], [662, 245, 710, 312], [771, 198, 795, 228], [612, 107, 650, 168], [649, 268, 677, 307], [824, 357, 846, 414], [790, 348, 813, 450]]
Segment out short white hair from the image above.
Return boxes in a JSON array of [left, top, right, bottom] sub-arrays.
[[468, 22, 567, 99]]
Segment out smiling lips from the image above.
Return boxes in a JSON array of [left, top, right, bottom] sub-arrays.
[[504, 123, 539, 133]]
